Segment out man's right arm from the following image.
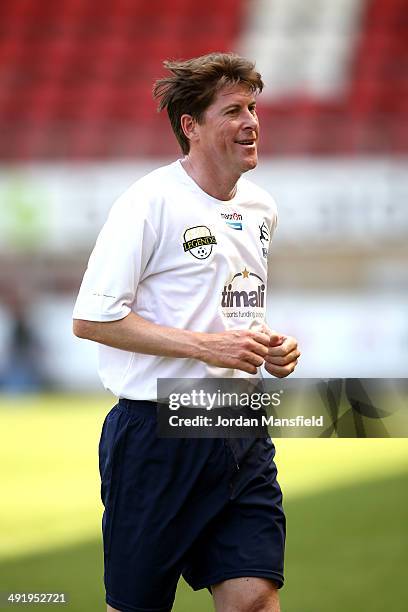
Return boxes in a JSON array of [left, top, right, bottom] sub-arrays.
[[73, 312, 271, 375]]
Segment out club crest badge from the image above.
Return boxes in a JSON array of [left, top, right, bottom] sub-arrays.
[[183, 226, 217, 259], [259, 221, 270, 259]]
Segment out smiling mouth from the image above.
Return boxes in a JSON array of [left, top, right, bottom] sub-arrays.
[[235, 140, 256, 146]]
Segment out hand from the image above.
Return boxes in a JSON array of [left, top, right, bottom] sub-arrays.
[[198, 329, 271, 375], [263, 331, 300, 378]]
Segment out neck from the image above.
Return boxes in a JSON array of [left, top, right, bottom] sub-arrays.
[[181, 155, 238, 201]]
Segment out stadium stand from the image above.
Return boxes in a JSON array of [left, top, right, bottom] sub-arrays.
[[0, 0, 406, 159], [246, 0, 407, 155], [0, 0, 407, 387]]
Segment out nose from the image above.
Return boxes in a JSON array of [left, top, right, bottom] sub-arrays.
[[243, 108, 258, 131]]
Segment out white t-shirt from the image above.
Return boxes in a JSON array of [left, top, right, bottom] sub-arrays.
[[73, 160, 277, 400]]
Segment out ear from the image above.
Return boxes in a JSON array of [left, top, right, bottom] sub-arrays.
[[180, 114, 199, 145]]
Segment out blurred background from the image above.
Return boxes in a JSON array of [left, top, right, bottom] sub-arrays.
[[0, 0, 407, 611]]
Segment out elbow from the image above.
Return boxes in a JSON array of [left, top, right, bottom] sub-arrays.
[[73, 319, 95, 340]]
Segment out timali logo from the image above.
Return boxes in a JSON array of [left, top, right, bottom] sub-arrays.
[[221, 210, 243, 230], [183, 226, 217, 259], [221, 268, 266, 309]]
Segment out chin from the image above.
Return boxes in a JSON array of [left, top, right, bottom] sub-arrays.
[[241, 156, 258, 173]]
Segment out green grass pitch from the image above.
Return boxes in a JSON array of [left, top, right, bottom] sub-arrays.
[[0, 394, 407, 611]]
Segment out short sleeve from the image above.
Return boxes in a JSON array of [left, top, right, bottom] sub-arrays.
[[269, 195, 278, 237], [73, 190, 157, 322], [271, 207, 278, 234]]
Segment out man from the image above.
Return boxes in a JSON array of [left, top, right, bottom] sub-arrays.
[[73, 53, 300, 612]]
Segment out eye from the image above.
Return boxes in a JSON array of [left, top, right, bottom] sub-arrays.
[[249, 105, 257, 114]]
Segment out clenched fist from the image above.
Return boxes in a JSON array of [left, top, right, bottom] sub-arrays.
[[262, 328, 300, 378]]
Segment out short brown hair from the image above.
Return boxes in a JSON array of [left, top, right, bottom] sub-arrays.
[[153, 52, 263, 154]]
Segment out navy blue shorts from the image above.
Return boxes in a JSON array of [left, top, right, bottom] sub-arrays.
[[99, 399, 286, 612]]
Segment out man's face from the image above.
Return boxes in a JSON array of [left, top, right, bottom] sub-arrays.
[[193, 83, 260, 177]]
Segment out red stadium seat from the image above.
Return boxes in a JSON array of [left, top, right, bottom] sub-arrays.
[[0, 0, 406, 158]]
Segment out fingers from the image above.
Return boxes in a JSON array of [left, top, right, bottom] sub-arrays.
[[251, 331, 272, 349], [202, 330, 299, 376], [230, 356, 259, 375], [268, 330, 285, 347], [265, 360, 298, 378], [265, 347, 300, 366], [237, 363, 258, 375], [269, 334, 284, 347], [267, 336, 299, 358], [258, 325, 284, 347], [231, 331, 271, 374], [233, 342, 268, 375], [231, 332, 299, 375], [243, 351, 265, 368], [264, 335, 300, 377], [240, 332, 270, 358]]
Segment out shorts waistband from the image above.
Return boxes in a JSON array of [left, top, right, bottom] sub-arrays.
[[118, 398, 159, 418]]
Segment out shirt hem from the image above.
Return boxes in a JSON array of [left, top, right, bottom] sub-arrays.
[[72, 311, 130, 322]]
